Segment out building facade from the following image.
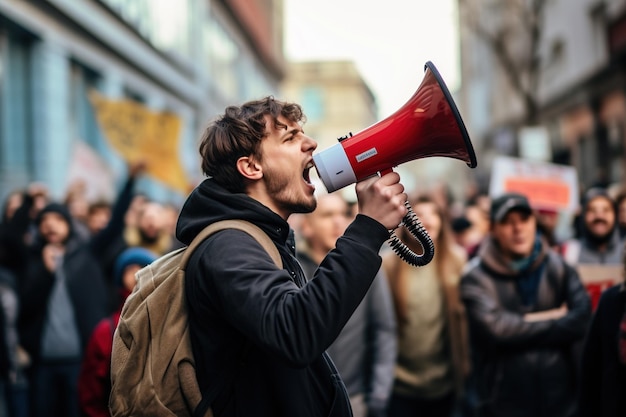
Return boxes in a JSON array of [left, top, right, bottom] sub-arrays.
[[0, 0, 285, 205], [458, 0, 626, 192]]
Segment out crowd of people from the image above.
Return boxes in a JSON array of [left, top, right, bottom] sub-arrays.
[[0, 95, 625, 417], [0, 162, 182, 417]]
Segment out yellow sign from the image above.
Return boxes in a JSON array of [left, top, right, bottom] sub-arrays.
[[89, 91, 190, 193]]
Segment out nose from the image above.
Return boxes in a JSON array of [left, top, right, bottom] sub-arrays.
[[303, 135, 317, 151]]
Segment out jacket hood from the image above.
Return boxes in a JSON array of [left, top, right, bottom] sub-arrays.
[[176, 178, 291, 246]]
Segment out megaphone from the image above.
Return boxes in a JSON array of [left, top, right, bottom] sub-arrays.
[[313, 61, 477, 266]]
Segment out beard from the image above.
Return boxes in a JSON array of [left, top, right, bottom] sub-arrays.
[[585, 222, 614, 246], [139, 228, 161, 245], [264, 165, 316, 215]]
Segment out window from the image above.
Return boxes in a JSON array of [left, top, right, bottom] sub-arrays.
[[0, 26, 33, 190], [300, 87, 324, 122], [100, 0, 193, 58], [69, 62, 103, 150]]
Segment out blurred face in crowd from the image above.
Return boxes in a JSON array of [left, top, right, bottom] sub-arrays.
[[67, 196, 89, 222], [300, 194, 350, 255], [463, 204, 490, 248], [491, 210, 536, 259], [122, 264, 142, 293], [536, 209, 558, 233], [584, 196, 615, 240], [87, 205, 111, 235], [137, 202, 167, 243], [39, 212, 70, 245]]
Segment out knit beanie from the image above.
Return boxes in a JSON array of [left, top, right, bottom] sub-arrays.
[[36, 202, 73, 227], [113, 247, 158, 288]]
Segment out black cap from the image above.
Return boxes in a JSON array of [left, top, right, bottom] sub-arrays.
[[490, 193, 533, 223], [451, 216, 472, 233]]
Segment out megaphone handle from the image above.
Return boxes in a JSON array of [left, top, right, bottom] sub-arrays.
[[388, 201, 435, 266], [387, 201, 436, 267], [377, 168, 435, 266]]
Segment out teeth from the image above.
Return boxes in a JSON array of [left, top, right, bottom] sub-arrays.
[[305, 161, 314, 169]]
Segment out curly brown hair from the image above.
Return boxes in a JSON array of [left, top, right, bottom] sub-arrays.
[[198, 96, 306, 193]]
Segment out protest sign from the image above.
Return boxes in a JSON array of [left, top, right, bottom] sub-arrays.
[[576, 264, 622, 310], [89, 91, 190, 193]]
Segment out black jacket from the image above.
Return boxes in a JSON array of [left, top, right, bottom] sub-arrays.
[[460, 236, 591, 417], [177, 179, 390, 417], [578, 284, 626, 417], [18, 236, 109, 363]]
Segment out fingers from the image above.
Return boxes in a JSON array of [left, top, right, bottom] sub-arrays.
[[355, 172, 408, 230]]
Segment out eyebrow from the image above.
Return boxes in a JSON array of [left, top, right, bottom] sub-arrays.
[[280, 127, 302, 140]]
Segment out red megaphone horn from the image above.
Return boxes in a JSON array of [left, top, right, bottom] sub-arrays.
[[313, 61, 477, 266]]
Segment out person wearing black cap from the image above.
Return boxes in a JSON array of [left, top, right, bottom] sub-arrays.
[[17, 202, 109, 417], [459, 192, 591, 417]]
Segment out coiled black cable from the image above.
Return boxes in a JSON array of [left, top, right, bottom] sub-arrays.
[[387, 200, 435, 267]]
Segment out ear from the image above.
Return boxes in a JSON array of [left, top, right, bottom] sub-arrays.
[[236, 155, 263, 181]]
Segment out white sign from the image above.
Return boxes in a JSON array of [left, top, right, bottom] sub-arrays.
[[66, 140, 116, 202]]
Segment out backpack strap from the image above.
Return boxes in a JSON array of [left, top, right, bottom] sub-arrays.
[[180, 220, 283, 270], [178, 220, 282, 417]]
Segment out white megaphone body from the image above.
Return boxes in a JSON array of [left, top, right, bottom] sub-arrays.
[[312, 61, 477, 266]]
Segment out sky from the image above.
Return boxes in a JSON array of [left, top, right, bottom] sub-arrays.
[[283, 0, 461, 118]]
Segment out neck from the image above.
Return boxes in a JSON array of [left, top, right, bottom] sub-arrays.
[[246, 184, 289, 220]]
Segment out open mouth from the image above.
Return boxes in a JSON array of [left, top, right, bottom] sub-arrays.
[[303, 161, 314, 185]]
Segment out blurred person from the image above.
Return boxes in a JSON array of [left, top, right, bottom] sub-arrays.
[[123, 194, 147, 230], [562, 187, 623, 265], [382, 194, 470, 417], [78, 247, 157, 417], [9, 183, 50, 249], [1, 190, 23, 224], [173, 96, 408, 416], [450, 215, 474, 259], [0, 265, 25, 417], [26, 183, 49, 221], [122, 200, 173, 255], [0, 185, 52, 277], [17, 202, 109, 417], [535, 208, 561, 250], [86, 200, 112, 236], [297, 192, 397, 417], [460, 192, 591, 417], [84, 161, 148, 292], [64, 180, 92, 242], [462, 201, 490, 259], [64, 179, 89, 223], [577, 245, 626, 417], [162, 202, 185, 250]]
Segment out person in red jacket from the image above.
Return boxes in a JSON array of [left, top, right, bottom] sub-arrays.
[[78, 247, 157, 417]]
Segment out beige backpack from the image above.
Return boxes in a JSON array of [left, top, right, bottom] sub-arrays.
[[109, 220, 282, 417]]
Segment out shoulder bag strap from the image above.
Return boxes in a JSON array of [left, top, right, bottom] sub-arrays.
[[181, 219, 283, 269]]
